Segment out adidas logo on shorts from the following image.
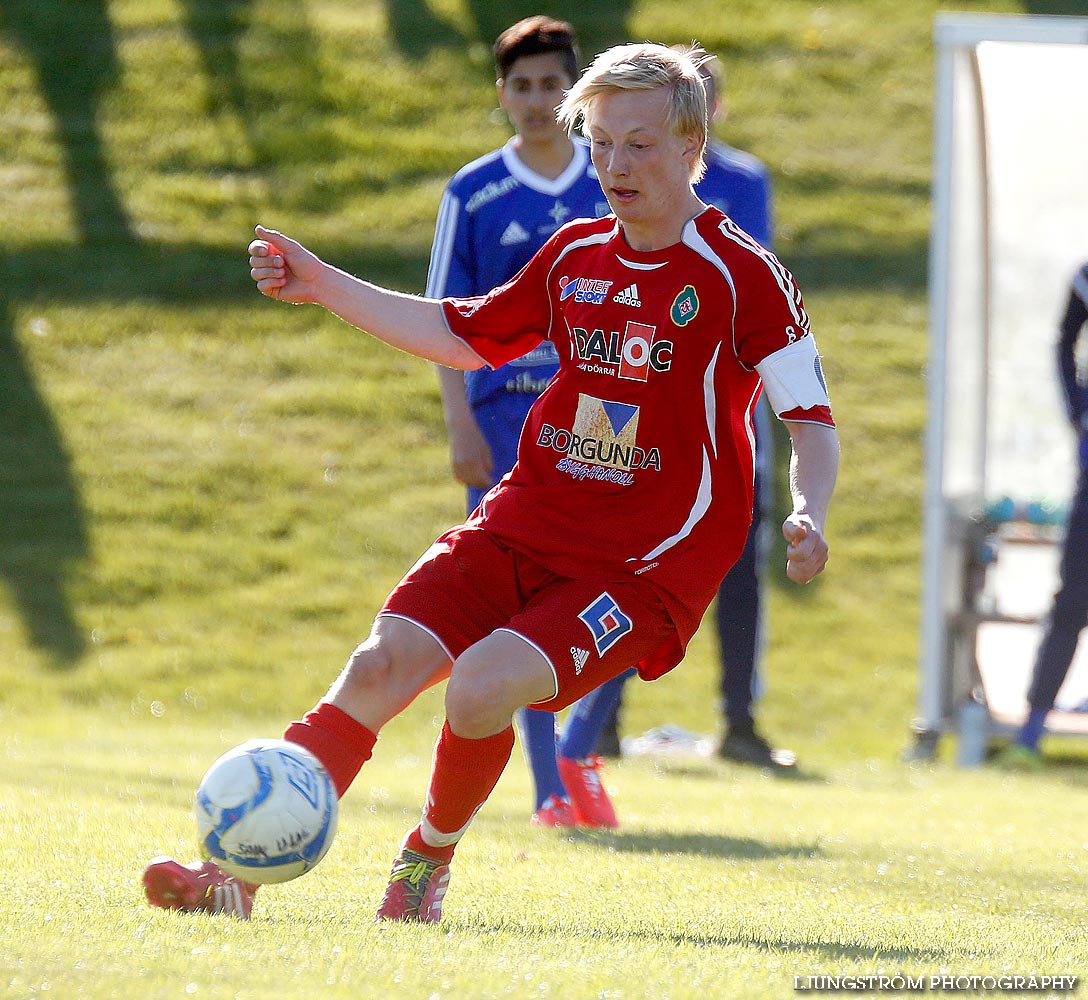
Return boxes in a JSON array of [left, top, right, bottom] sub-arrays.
[[571, 647, 590, 674], [613, 283, 641, 307]]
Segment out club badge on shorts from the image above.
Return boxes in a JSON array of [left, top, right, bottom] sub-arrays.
[[578, 592, 633, 657]]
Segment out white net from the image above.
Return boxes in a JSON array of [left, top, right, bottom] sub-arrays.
[[978, 40, 1088, 511], [920, 16, 1088, 741]]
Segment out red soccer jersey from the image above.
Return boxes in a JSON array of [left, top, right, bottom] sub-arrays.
[[441, 207, 833, 677]]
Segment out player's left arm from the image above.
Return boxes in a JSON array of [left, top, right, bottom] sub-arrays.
[[752, 331, 838, 584], [781, 419, 839, 584], [726, 236, 839, 581]]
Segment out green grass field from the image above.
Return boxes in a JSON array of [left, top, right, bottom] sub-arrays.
[[2, 1, 1087, 997]]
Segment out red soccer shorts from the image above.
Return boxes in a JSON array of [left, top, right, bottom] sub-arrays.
[[379, 525, 675, 711]]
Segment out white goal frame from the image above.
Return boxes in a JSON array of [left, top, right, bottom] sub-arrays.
[[918, 12, 1088, 759]]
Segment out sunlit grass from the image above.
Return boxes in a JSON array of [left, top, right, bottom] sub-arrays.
[[1, 711, 1085, 1000]]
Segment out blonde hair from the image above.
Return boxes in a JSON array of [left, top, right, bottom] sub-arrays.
[[557, 42, 710, 181], [674, 44, 724, 122]]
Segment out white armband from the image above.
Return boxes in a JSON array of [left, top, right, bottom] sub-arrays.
[[755, 336, 830, 415]]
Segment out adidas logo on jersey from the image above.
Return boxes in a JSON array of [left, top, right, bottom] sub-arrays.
[[613, 283, 641, 307], [571, 647, 590, 675], [500, 220, 530, 246]]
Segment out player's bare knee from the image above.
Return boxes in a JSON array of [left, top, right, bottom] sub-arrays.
[[445, 664, 515, 738], [337, 638, 396, 699]]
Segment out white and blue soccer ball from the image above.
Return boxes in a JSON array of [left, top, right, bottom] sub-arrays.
[[195, 738, 339, 885]]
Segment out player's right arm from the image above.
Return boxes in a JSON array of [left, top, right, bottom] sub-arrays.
[[436, 364, 493, 488], [248, 225, 484, 371], [425, 187, 494, 488]]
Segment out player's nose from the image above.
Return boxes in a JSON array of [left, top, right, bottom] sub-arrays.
[[606, 147, 629, 176]]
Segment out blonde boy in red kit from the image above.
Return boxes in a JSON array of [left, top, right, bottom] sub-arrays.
[[144, 41, 838, 923]]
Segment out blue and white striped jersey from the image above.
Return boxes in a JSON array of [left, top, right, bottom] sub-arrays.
[[426, 137, 608, 407], [697, 140, 773, 250]]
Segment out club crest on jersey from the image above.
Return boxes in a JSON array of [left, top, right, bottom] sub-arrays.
[[578, 593, 632, 657], [573, 322, 673, 382], [560, 276, 613, 305], [671, 285, 699, 327]]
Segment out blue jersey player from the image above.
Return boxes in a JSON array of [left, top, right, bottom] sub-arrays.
[[999, 261, 1088, 767], [427, 19, 607, 511], [426, 15, 609, 827]]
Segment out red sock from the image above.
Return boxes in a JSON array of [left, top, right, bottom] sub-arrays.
[[404, 722, 515, 864], [283, 703, 377, 798]]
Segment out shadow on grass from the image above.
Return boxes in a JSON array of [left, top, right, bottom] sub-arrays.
[[1001, 748, 1088, 788], [382, 0, 464, 59], [465, 0, 634, 56], [0, 1, 134, 243], [4, 242, 425, 306], [382, 0, 635, 68], [652, 758, 829, 784], [571, 827, 823, 862], [460, 911, 951, 963], [787, 239, 929, 295], [178, 0, 256, 119], [0, 0, 339, 669], [776, 167, 931, 295], [625, 749, 828, 784], [0, 4, 131, 667], [0, 272, 90, 668], [175, 0, 338, 207], [1022, 0, 1088, 12], [1043, 751, 1088, 781], [0, 235, 423, 671]]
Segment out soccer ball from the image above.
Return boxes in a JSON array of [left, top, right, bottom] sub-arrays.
[[195, 738, 339, 885]]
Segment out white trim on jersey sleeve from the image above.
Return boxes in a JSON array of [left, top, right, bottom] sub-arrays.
[[437, 305, 495, 371], [756, 336, 830, 415], [425, 189, 461, 298], [703, 342, 721, 458], [716, 215, 808, 331]]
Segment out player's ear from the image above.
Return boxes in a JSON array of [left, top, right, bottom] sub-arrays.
[[681, 132, 703, 166]]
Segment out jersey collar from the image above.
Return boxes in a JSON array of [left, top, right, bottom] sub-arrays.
[[501, 138, 591, 197]]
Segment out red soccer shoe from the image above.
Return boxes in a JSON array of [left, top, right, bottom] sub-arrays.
[[530, 794, 578, 828], [143, 856, 257, 919], [375, 849, 451, 923], [557, 755, 619, 828]]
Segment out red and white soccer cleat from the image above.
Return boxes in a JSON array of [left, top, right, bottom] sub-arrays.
[[143, 856, 258, 919], [530, 794, 578, 828], [375, 849, 451, 923], [557, 755, 618, 828]]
